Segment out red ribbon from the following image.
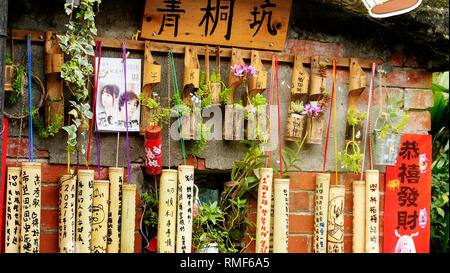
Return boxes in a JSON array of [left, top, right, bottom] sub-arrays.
[[0, 117, 9, 248]]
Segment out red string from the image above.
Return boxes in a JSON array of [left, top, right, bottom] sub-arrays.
[[275, 56, 282, 178], [0, 117, 9, 248], [323, 60, 336, 172], [86, 41, 102, 168], [367, 64, 375, 170]]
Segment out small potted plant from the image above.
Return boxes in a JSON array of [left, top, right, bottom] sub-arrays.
[[4, 53, 25, 105], [373, 93, 409, 166], [304, 93, 330, 144], [140, 191, 159, 252], [338, 109, 367, 172], [285, 100, 307, 141], [245, 93, 268, 141], [192, 201, 228, 253]]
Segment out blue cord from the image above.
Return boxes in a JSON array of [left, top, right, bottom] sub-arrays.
[[27, 34, 33, 162]]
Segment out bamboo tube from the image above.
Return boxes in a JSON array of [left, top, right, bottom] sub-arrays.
[[327, 185, 345, 253], [227, 48, 244, 104], [365, 170, 379, 253], [120, 183, 136, 253], [255, 168, 273, 253], [273, 178, 290, 253], [157, 169, 178, 253], [19, 162, 41, 253], [291, 55, 309, 95], [58, 174, 76, 253], [248, 50, 267, 97], [352, 180, 365, 253], [107, 167, 123, 253], [75, 169, 94, 253], [91, 180, 109, 253], [313, 173, 330, 253], [176, 165, 195, 253], [4, 167, 21, 253], [183, 46, 200, 89]]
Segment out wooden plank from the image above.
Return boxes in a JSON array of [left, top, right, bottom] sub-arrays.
[[140, 0, 292, 51]]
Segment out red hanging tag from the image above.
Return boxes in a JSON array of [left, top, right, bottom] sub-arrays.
[[145, 126, 162, 175]]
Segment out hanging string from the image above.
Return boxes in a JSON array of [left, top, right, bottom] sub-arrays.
[[323, 61, 336, 173], [27, 34, 33, 162], [169, 49, 187, 165], [167, 52, 172, 169], [265, 56, 275, 168], [275, 56, 282, 178], [122, 43, 131, 184], [332, 60, 339, 185], [360, 63, 376, 180], [87, 41, 102, 172]]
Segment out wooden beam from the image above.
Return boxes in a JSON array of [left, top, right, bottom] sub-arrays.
[[8, 28, 381, 68]]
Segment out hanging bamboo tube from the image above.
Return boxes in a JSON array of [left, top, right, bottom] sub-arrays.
[[345, 58, 366, 143], [255, 168, 273, 253], [140, 41, 161, 135], [4, 64, 14, 91], [313, 173, 330, 253], [352, 180, 365, 253], [19, 162, 41, 253], [183, 46, 200, 89], [365, 170, 379, 253], [58, 174, 76, 253], [44, 31, 64, 128], [309, 56, 327, 97], [273, 178, 290, 253], [107, 167, 123, 253], [4, 167, 22, 253], [176, 165, 194, 253], [269, 188, 274, 252], [75, 169, 94, 253], [291, 54, 310, 95], [91, 180, 109, 253], [227, 48, 244, 105], [157, 169, 178, 253], [327, 185, 345, 253], [210, 46, 222, 106], [120, 183, 136, 253], [248, 50, 267, 97]]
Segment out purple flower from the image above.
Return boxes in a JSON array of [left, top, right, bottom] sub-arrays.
[[302, 104, 323, 117]]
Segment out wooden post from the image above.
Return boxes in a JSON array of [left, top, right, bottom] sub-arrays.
[[107, 167, 123, 253], [313, 173, 330, 253], [365, 170, 379, 253], [157, 169, 178, 253], [255, 168, 273, 253], [327, 185, 345, 253], [176, 165, 194, 253], [140, 41, 161, 135], [44, 31, 64, 128], [75, 169, 94, 253], [4, 167, 21, 253], [91, 180, 109, 253], [58, 174, 76, 253], [20, 162, 41, 253], [120, 183, 136, 253], [248, 50, 267, 97], [353, 180, 365, 253], [273, 178, 289, 253]]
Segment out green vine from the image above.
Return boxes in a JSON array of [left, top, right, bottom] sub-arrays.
[[338, 109, 367, 173], [30, 107, 64, 138]]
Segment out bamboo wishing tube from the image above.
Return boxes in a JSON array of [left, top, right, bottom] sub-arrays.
[[176, 165, 194, 253], [327, 185, 345, 253], [365, 170, 379, 253], [120, 183, 136, 253], [255, 168, 273, 253], [5, 167, 21, 253], [91, 180, 109, 253], [107, 167, 123, 253], [75, 169, 94, 253], [59, 174, 76, 253], [313, 173, 330, 253], [273, 178, 290, 253], [20, 162, 41, 253], [157, 169, 178, 253], [352, 180, 365, 253]]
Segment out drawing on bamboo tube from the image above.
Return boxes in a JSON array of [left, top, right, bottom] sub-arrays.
[[327, 195, 344, 251], [92, 204, 106, 226]]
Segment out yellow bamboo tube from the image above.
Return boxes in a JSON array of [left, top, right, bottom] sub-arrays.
[[269, 188, 274, 252], [365, 170, 380, 253], [4, 167, 22, 253], [273, 178, 290, 253], [176, 165, 194, 253], [327, 185, 345, 253], [107, 167, 123, 253], [91, 180, 109, 253], [157, 169, 178, 253], [19, 162, 41, 253], [120, 183, 136, 253], [58, 174, 76, 253], [313, 173, 330, 253], [352, 180, 365, 253], [255, 168, 273, 253], [75, 169, 94, 253]]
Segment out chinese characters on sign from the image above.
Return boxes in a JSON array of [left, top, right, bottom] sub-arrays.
[[58, 175, 76, 253], [256, 168, 273, 253], [5, 167, 22, 253], [313, 173, 330, 253], [157, 170, 178, 253], [176, 166, 194, 253], [365, 170, 379, 253], [327, 185, 345, 253], [76, 170, 94, 253], [91, 180, 109, 253], [384, 134, 432, 253], [141, 0, 292, 51]]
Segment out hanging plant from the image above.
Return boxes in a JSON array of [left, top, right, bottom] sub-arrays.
[[58, 0, 101, 154], [137, 94, 170, 126], [374, 93, 409, 140], [31, 107, 64, 138], [338, 109, 367, 173], [4, 53, 25, 105]]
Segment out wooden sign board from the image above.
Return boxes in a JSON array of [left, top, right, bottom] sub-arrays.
[[141, 0, 292, 51]]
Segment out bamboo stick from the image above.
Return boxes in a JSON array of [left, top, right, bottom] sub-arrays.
[[120, 183, 136, 253], [255, 168, 273, 253], [273, 178, 290, 253], [58, 174, 76, 253], [107, 167, 123, 253], [313, 173, 330, 253], [327, 185, 345, 253], [91, 180, 109, 253], [4, 167, 21, 253], [176, 165, 195, 253], [365, 170, 380, 253], [157, 169, 178, 253], [75, 169, 94, 253], [352, 180, 365, 253]]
